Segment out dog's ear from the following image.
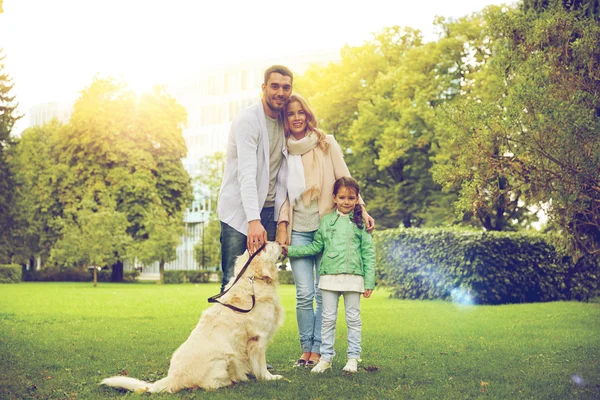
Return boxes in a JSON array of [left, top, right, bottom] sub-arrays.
[[261, 262, 276, 284]]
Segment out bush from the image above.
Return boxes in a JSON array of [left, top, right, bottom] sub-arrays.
[[23, 267, 92, 282], [163, 270, 217, 284], [163, 270, 185, 284], [21, 267, 139, 283], [278, 270, 295, 285], [374, 228, 600, 304], [122, 270, 140, 283], [0, 264, 21, 283]]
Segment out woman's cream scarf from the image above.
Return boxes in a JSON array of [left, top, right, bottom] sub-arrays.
[[287, 132, 324, 207]]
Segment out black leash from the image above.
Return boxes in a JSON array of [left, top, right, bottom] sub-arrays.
[[207, 242, 266, 313]]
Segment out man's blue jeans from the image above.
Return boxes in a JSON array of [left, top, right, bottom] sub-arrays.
[[219, 207, 276, 293], [289, 230, 322, 354]]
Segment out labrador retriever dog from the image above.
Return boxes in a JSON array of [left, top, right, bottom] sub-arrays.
[[101, 241, 284, 393]]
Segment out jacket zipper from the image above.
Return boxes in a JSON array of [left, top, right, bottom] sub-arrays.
[[345, 223, 352, 273]]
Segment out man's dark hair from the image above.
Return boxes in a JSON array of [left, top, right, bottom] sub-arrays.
[[264, 65, 293, 85]]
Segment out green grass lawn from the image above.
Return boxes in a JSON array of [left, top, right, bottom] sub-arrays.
[[1, 282, 599, 399]]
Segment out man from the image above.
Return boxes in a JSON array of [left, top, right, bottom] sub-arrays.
[[217, 65, 293, 293]]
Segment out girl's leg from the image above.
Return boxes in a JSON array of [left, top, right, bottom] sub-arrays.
[[311, 251, 323, 355], [319, 289, 340, 362], [290, 230, 318, 354], [343, 291, 362, 360]]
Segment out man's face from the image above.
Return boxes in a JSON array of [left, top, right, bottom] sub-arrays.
[[262, 73, 292, 115]]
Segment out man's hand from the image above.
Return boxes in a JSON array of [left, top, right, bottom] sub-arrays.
[[361, 206, 375, 233], [247, 220, 267, 253], [363, 289, 373, 298], [276, 222, 289, 246]]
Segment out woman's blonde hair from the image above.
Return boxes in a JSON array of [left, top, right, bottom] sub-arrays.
[[283, 93, 329, 152]]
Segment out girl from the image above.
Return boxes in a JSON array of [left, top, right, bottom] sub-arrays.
[[276, 93, 374, 367], [284, 176, 375, 373]]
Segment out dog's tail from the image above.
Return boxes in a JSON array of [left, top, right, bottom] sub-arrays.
[[101, 376, 172, 393]]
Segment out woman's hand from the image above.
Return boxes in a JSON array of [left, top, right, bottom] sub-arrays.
[[361, 207, 375, 233], [363, 289, 373, 298], [276, 222, 290, 246]]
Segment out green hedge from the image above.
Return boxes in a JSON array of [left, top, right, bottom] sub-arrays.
[[278, 270, 294, 285], [374, 228, 600, 304], [22, 267, 139, 283], [163, 270, 220, 284], [0, 264, 22, 283], [163, 270, 296, 285]]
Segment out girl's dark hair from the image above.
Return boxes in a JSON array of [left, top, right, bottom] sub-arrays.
[[333, 176, 364, 229]]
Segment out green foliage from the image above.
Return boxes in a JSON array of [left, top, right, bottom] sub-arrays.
[[193, 152, 225, 269], [21, 267, 139, 282], [0, 49, 23, 263], [10, 77, 193, 274], [0, 264, 21, 283], [10, 121, 64, 262], [297, 21, 495, 228], [194, 218, 221, 269], [374, 227, 600, 304], [433, 4, 600, 256], [278, 269, 294, 285], [522, 0, 600, 20], [162, 270, 219, 284], [49, 199, 132, 269]]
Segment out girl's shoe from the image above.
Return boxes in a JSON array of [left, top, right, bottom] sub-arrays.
[[342, 358, 358, 373], [310, 360, 332, 374], [306, 353, 321, 367]]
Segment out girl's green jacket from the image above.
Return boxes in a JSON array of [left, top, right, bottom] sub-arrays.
[[287, 211, 376, 290]]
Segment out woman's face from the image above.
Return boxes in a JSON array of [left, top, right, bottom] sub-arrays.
[[286, 100, 307, 139]]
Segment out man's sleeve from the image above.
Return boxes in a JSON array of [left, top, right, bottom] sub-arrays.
[[235, 116, 261, 222]]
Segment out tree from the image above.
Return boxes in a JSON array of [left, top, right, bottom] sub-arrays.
[[432, 6, 536, 231], [433, 4, 600, 256], [10, 121, 64, 265], [49, 198, 131, 286], [194, 218, 221, 269], [16, 76, 192, 276], [297, 21, 493, 229], [193, 152, 224, 269], [522, 0, 600, 20], [133, 206, 184, 283], [0, 49, 23, 263]]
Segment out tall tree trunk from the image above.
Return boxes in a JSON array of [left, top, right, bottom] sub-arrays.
[[159, 260, 165, 283], [93, 267, 98, 287], [111, 260, 123, 282]]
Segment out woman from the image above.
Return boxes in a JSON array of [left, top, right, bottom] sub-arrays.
[[276, 93, 374, 367]]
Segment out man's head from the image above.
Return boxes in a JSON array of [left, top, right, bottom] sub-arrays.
[[261, 65, 293, 118]]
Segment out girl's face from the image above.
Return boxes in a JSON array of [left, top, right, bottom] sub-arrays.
[[286, 101, 307, 139], [333, 186, 359, 214]]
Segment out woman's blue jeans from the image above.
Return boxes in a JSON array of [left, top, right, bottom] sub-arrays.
[[289, 230, 322, 354]]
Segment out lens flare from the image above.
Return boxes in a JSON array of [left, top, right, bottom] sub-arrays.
[[450, 287, 475, 306], [570, 374, 585, 387]]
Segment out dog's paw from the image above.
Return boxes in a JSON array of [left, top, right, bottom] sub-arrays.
[[264, 372, 283, 381]]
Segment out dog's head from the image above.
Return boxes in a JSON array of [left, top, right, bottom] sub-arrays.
[[234, 242, 282, 284]]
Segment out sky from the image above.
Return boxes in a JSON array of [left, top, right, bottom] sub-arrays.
[[0, 0, 511, 134]]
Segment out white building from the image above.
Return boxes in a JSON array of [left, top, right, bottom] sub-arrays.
[[28, 100, 73, 127]]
